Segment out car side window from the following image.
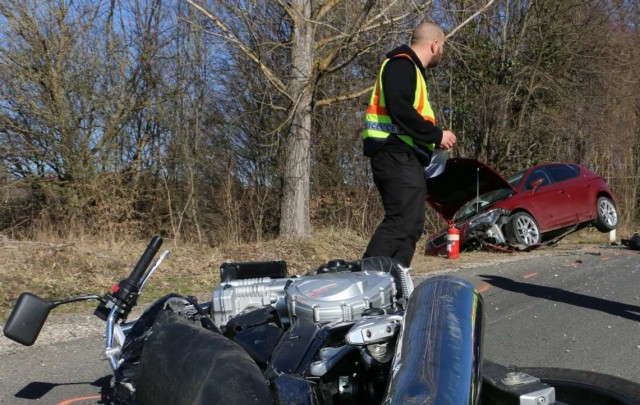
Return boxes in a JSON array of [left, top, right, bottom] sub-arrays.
[[525, 169, 552, 190], [546, 164, 580, 183]]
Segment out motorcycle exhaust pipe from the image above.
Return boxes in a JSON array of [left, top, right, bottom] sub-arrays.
[[382, 275, 484, 405]]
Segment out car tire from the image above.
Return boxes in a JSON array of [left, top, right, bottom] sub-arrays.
[[519, 367, 640, 404], [505, 212, 541, 246], [594, 196, 618, 232]]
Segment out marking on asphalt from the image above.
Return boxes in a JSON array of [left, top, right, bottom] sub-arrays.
[[522, 272, 538, 279], [476, 282, 492, 293], [57, 395, 104, 405]]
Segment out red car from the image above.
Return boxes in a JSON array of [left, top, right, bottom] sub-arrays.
[[425, 159, 618, 255]]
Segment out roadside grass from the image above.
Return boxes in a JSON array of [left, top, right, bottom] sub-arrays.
[[0, 225, 621, 321], [0, 228, 371, 320]]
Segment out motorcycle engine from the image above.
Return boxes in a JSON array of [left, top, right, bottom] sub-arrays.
[[211, 270, 396, 328], [286, 271, 396, 324], [210, 258, 414, 405]]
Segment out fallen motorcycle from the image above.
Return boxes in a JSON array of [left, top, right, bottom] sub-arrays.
[[4, 236, 640, 404]]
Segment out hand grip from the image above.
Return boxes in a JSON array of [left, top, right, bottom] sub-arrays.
[[127, 236, 163, 289]]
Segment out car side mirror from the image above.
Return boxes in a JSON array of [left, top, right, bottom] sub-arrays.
[[3, 293, 54, 346], [529, 177, 544, 192]]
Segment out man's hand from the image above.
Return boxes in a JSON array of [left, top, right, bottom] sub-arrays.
[[440, 130, 457, 150]]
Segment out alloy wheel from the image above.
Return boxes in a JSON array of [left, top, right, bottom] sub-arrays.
[[598, 198, 618, 227], [515, 215, 540, 245]]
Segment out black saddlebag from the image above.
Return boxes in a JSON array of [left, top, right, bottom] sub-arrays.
[[135, 309, 274, 405]]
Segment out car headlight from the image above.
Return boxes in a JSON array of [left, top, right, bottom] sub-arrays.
[[467, 209, 502, 229]]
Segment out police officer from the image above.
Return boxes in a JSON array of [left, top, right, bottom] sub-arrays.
[[363, 22, 456, 267]]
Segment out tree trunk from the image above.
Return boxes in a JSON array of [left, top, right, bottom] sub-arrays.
[[279, 0, 314, 238]]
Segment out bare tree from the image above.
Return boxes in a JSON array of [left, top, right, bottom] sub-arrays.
[[3, 0, 636, 242], [0, 0, 174, 235], [184, 0, 498, 238]]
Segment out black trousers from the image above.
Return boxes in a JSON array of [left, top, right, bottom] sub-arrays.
[[363, 148, 426, 267]]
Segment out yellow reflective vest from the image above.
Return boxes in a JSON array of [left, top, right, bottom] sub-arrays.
[[363, 53, 436, 157]]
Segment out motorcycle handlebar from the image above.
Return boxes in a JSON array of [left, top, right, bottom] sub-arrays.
[[127, 236, 163, 289], [93, 236, 164, 322]]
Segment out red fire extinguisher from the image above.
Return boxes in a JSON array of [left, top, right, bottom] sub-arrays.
[[447, 222, 460, 259]]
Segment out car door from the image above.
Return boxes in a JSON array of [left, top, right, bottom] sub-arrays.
[[545, 164, 590, 223], [520, 167, 572, 230]]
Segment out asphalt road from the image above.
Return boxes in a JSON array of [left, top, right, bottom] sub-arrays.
[[1, 245, 639, 404], [450, 245, 640, 383]]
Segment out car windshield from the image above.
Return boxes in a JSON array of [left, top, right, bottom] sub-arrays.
[[507, 170, 525, 188], [454, 188, 513, 221]]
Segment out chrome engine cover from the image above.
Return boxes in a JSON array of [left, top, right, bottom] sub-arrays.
[[211, 277, 291, 327], [211, 270, 396, 328], [287, 271, 396, 324]]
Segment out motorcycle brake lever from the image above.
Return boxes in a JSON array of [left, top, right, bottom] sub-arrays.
[[139, 249, 171, 292]]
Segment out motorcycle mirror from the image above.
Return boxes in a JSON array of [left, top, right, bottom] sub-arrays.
[[3, 293, 54, 346]]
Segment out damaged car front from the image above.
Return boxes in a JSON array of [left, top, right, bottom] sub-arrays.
[[424, 159, 519, 255], [458, 196, 512, 248], [425, 159, 619, 255]]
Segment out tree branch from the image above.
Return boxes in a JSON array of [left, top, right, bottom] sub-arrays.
[[316, 0, 375, 73], [313, 0, 341, 21], [316, 85, 372, 106], [315, 0, 429, 49], [324, 41, 376, 75], [184, 0, 291, 101], [446, 0, 498, 39], [274, 0, 295, 20]]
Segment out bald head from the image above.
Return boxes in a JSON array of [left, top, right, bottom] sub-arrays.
[[410, 22, 444, 45], [410, 22, 445, 68]]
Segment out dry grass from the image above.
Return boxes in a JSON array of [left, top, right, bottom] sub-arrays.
[[0, 226, 624, 320]]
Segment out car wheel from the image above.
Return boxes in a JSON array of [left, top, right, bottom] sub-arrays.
[[594, 196, 618, 232], [506, 212, 541, 246]]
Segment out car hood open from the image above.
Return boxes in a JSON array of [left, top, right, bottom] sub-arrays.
[[426, 158, 516, 220]]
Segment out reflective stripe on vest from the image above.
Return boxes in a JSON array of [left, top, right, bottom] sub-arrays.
[[363, 53, 436, 151]]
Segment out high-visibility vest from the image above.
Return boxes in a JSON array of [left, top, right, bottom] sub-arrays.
[[363, 53, 436, 156]]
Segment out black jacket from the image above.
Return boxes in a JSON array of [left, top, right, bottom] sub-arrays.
[[380, 45, 443, 165]]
